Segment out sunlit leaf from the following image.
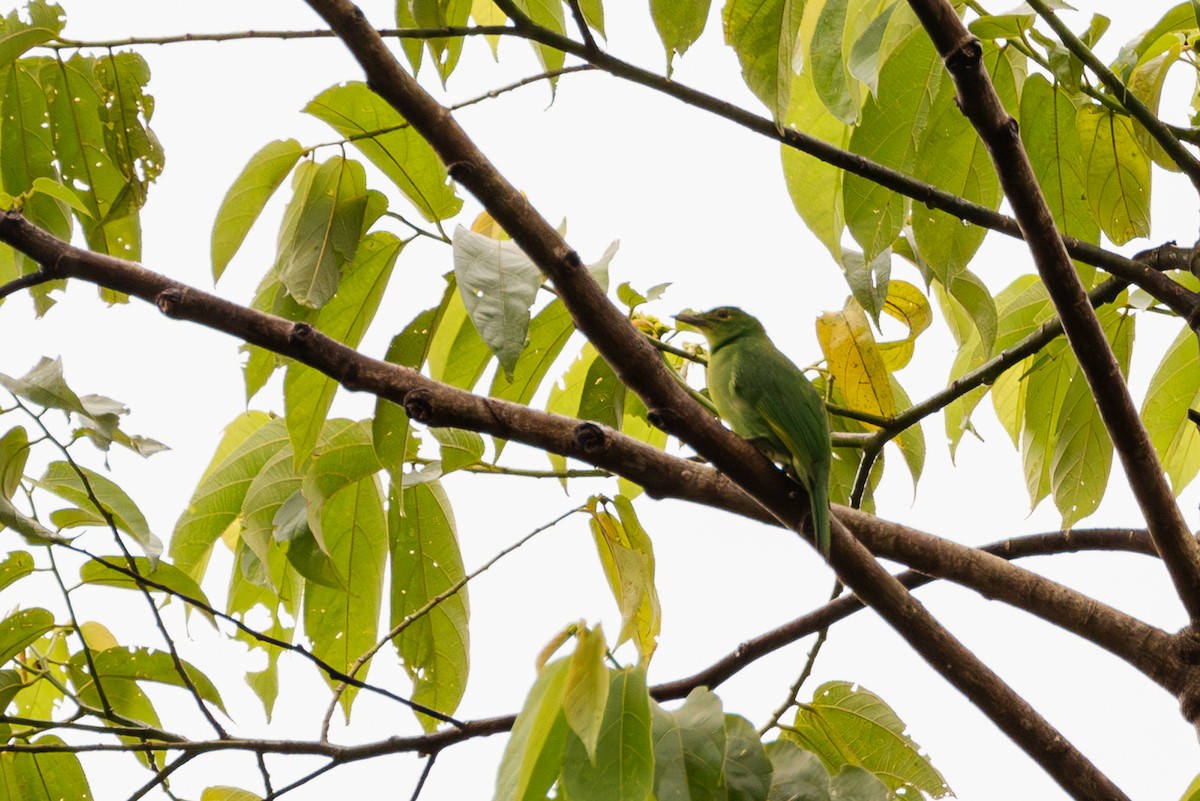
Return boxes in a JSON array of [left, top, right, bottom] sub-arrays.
[[39, 461, 162, 562], [723, 0, 805, 124], [495, 657, 570, 801], [211, 139, 304, 281], [562, 665, 654, 801], [1076, 103, 1151, 245]]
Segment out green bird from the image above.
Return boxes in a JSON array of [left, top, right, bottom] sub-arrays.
[[676, 307, 832, 554]]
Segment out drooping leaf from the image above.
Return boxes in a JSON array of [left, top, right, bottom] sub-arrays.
[[509, 0, 567, 75], [0, 551, 33, 592], [816, 300, 896, 421], [8, 735, 94, 801], [452, 225, 544, 379], [285, 231, 403, 467], [651, 0, 712, 68], [390, 480, 469, 730], [589, 497, 660, 661], [304, 475, 387, 717], [875, 280, 932, 371], [374, 304, 441, 475], [211, 139, 304, 280], [1076, 102, 1151, 245], [407, 0, 473, 82], [1143, 323, 1200, 493], [80, 556, 213, 620], [0, 426, 29, 500], [844, 31, 940, 262]]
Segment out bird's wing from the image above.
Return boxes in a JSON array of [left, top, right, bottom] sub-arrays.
[[751, 356, 830, 487]]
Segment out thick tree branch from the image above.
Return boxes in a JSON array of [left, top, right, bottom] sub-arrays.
[[907, 0, 1200, 635], [299, 4, 1142, 797], [0, 211, 1175, 698]]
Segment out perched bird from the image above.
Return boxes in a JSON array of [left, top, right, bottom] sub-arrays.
[[676, 307, 832, 554]]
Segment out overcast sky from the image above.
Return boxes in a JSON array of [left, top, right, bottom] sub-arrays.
[[3, 2, 1199, 799]]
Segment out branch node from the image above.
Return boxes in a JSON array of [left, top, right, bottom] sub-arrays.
[[446, 160, 472, 181], [946, 37, 982, 73], [155, 287, 184, 316], [558, 246, 583, 270], [574, 421, 607, 453], [404, 388, 435, 423], [646, 408, 666, 430], [289, 322, 315, 347]]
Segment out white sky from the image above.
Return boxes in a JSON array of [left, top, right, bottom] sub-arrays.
[[2, 1, 1199, 800]]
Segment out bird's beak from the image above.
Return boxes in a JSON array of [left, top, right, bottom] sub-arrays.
[[675, 311, 707, 329]]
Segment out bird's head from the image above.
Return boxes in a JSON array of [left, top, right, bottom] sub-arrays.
[[675, 306, 765, 349]]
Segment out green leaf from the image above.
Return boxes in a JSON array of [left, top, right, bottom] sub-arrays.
[[0, 494, 59, 544], [409, 0, 473, 82], [561, 665, 654, 801], [785, 681, 950, 797], [1051, 308, 1133, 527], [651, 0, 712, 68], [890, 377, 924, 492], [723, 714, 772, 801], [809, 0, 883, 124], [374, 305, 440, 475], [495, 657, 571, 801], [1020, 74, 1099, 283], [845, 30, 940, 263], [29, 177, 90, 219], [285, 231, 403, 467], [305, 82, 462, 221], [911, 45, 1008, 281], [590, 496, 661, 661], [1143, 323, 1200, 493], [651, 687, 726, 801], [431, 427, 485, 473], [88, 646, 226, 713], [426, 274, 494, 390], [0, 608, 54, 665], [80, 556, 213, 619], [509, 0, 567, 75], [0, 3, 64, 70], [561, 624, 610, 761], [782, 48, 851, 261], [9, 735, 94, 801], [0, 551, 33, 592], [489, 299, 577, 457], [1076, 103, 1151, 245], [211, 139, 304, 281], [170, 415, 287, 581], [201, 788, 263, 801], [39, 462, 162, 562], [275, 156, 369, 308], [0, 426, 29, 500], [764, 739, 833, 801], [304, 476, 387, 716], [723, 0, 805, 124], [390, 480, 469, 730]]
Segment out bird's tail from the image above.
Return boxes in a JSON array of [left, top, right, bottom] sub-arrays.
[[811, 486, 830, 556]]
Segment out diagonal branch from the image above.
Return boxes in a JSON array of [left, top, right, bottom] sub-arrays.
[[906, 0, 1200, 629], [301, 3, 1134, 797], [0, 210, 1175, 696]]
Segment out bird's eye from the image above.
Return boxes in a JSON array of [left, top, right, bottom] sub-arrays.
[[717, 309, 730, 319]]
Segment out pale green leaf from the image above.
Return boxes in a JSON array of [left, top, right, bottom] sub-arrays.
[[1077, 103, 1151, 245], [88, 645, 226, 713], [39, 462, 162, 562], [651, 687, 726, 801], [561, 665, 654, 801], [1142, 324, 1200, 493], [211, 139, 304, 281], [390, 480, 469, 730], [723, 0, 805, 124], [0, 608, 54, 666], [652, 0, 712, 67], [305, 82, 461, 221], [495, 657, 571, 801], [785, 681, 951, 797], [561, 624, 610, 762]]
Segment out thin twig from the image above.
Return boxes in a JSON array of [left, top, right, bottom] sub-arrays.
[[319, 505, 585, 738]]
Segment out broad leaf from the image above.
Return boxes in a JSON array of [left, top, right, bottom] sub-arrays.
[[39, 462, 162, 562], [723, 0, 805, 124], [390, 480, 469, 730], [1143, 323, 1200, 493], [651, 687, 726, 801], [1076, 103, 1151, 245], [651, 0, 712, 68], [495, 657, 571, 801], [211, 139, 304, 280], [561, 665, 654, 801]]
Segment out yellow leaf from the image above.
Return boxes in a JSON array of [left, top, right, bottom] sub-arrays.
[[817, 300, 896, 422]]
